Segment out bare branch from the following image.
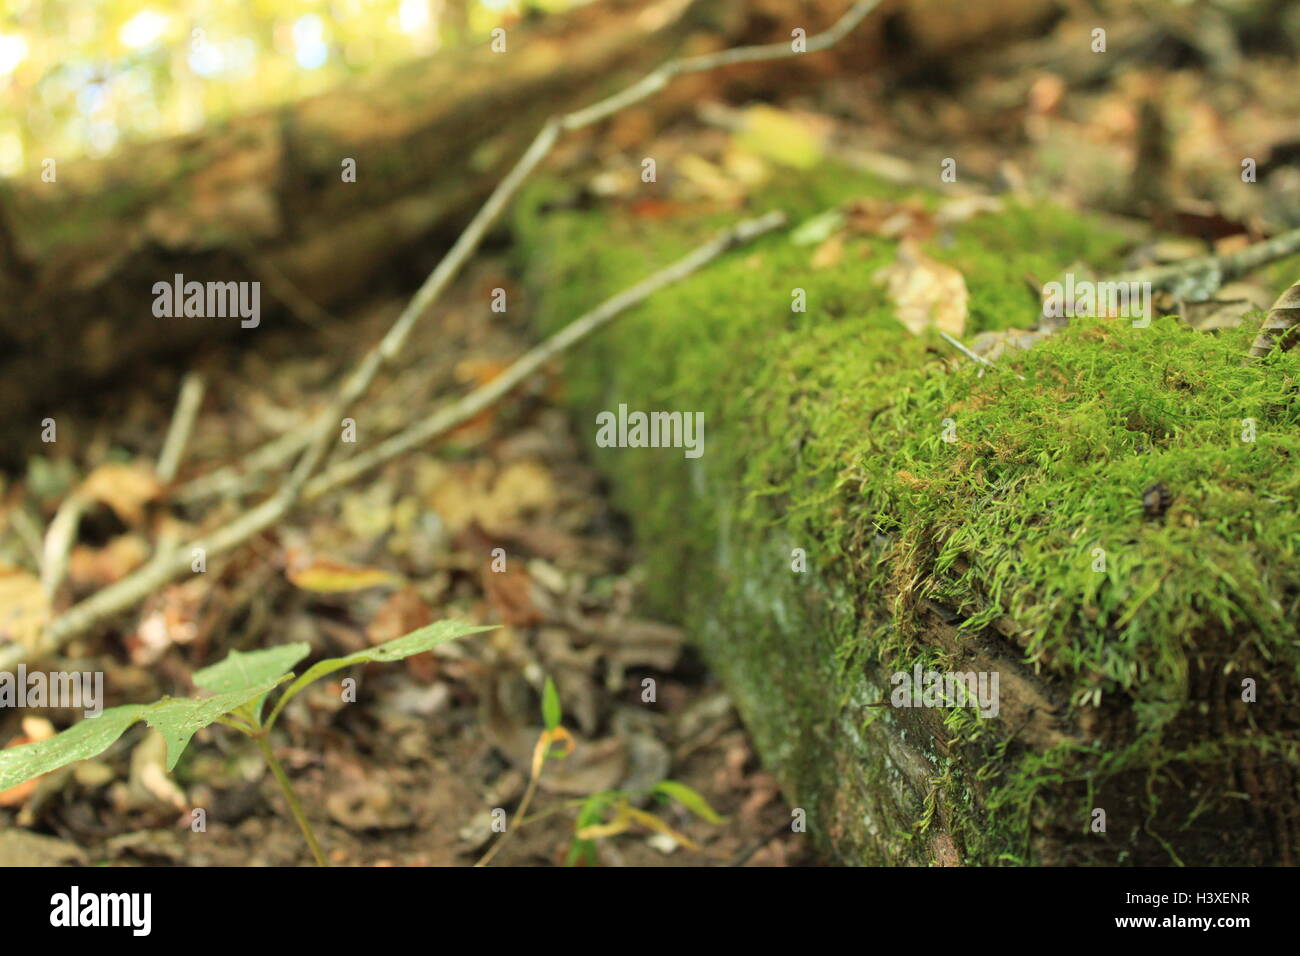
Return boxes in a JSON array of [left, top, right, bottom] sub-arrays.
[[157, 372, 206, 484]]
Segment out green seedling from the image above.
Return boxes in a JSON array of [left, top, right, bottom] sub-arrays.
[[476, 675, 725, 866], [0, 619, 493, 866]]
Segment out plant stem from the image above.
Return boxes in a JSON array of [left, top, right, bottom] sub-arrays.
[[256, 735, 329, 867], [476, 733, 551, 867]]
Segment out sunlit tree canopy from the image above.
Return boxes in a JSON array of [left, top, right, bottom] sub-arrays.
[[0, 0, 586, 175]]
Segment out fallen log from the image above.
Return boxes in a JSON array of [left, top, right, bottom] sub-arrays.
[[515, 163, 1300, 865]]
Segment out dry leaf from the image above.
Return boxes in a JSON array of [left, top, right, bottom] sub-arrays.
[[874, 238, 968, 337], [936, 195, 1004, 226], [0, 719, 55, 808], [0, 565, 49, 652], [428, 459, 556, 535], [482, 564, 543, 627], [78, 463, 163, 525], [287, 555, 406, 593], [810, 233, 844, 269], [735, 105, 824, 170], [68, 535, 150, 589], [1247, 279, 1300, 359], [846, 197, 936, 241], [367, 587, 434, 645]]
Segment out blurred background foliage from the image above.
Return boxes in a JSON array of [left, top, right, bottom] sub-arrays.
[[0, 0, 588, 175]]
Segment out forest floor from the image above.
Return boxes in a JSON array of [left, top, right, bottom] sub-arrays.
[[0, 241, 809, 867], [3, 0, 1299, 867]]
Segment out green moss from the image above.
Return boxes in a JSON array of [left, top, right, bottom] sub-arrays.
[[515, 162, 1300, 865]]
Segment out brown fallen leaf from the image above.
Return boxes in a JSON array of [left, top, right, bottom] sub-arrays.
[[78, 463, 163, 525], [1246, 279, 1300, 360], [68, 534, 150, 589], [427, 459, 557, 536], [810, 233, 844, 269], [286, 554, 406, 593], [482, 563, 543, 627], [0, 565, 49, 652], [367, 587, 434, 645], [846, 196, 936, 241], [874, 238, 968, 337], [540, 736, 628, 796], [367, 587, 438, 681], [0, 717, 56, 808]]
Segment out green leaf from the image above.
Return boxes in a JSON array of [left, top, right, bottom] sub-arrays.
[[653, 780, 725, 824], [145, 677, 289, 770], [0, 705, 148, 793], [542, 676, 562, 731], [0, 674, 292, 790], [193, 643, 310, 694], [0, 621, 492, 793], [266, 619, 493, 727], [193, 642, 310, 720]]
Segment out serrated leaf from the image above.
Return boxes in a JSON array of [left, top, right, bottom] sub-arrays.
[[653, 780, 725, 824], [0, 705, 147, 794], [542, 676, 562, 730], [268, 619, 493, 725]]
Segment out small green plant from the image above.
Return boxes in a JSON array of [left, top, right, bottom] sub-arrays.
[[476, 675, 725, 866], [0, 619, 492, 866]]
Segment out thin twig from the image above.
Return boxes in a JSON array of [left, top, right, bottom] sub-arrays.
[[40, 492, 90, 600], [169, 0, 882, 509], [9, 505, 46, 572], [0, 212, 786, 670], [938, 331, 1026, 381], [237, 241, 348, 337], [1109, 226, 1300, 300], [303, 211, 787, 499], [175, 427, 309, 504], [157, 372, 206, 484]]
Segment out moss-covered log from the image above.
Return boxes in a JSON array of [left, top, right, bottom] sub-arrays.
[[516, 166, 1300, 865]]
